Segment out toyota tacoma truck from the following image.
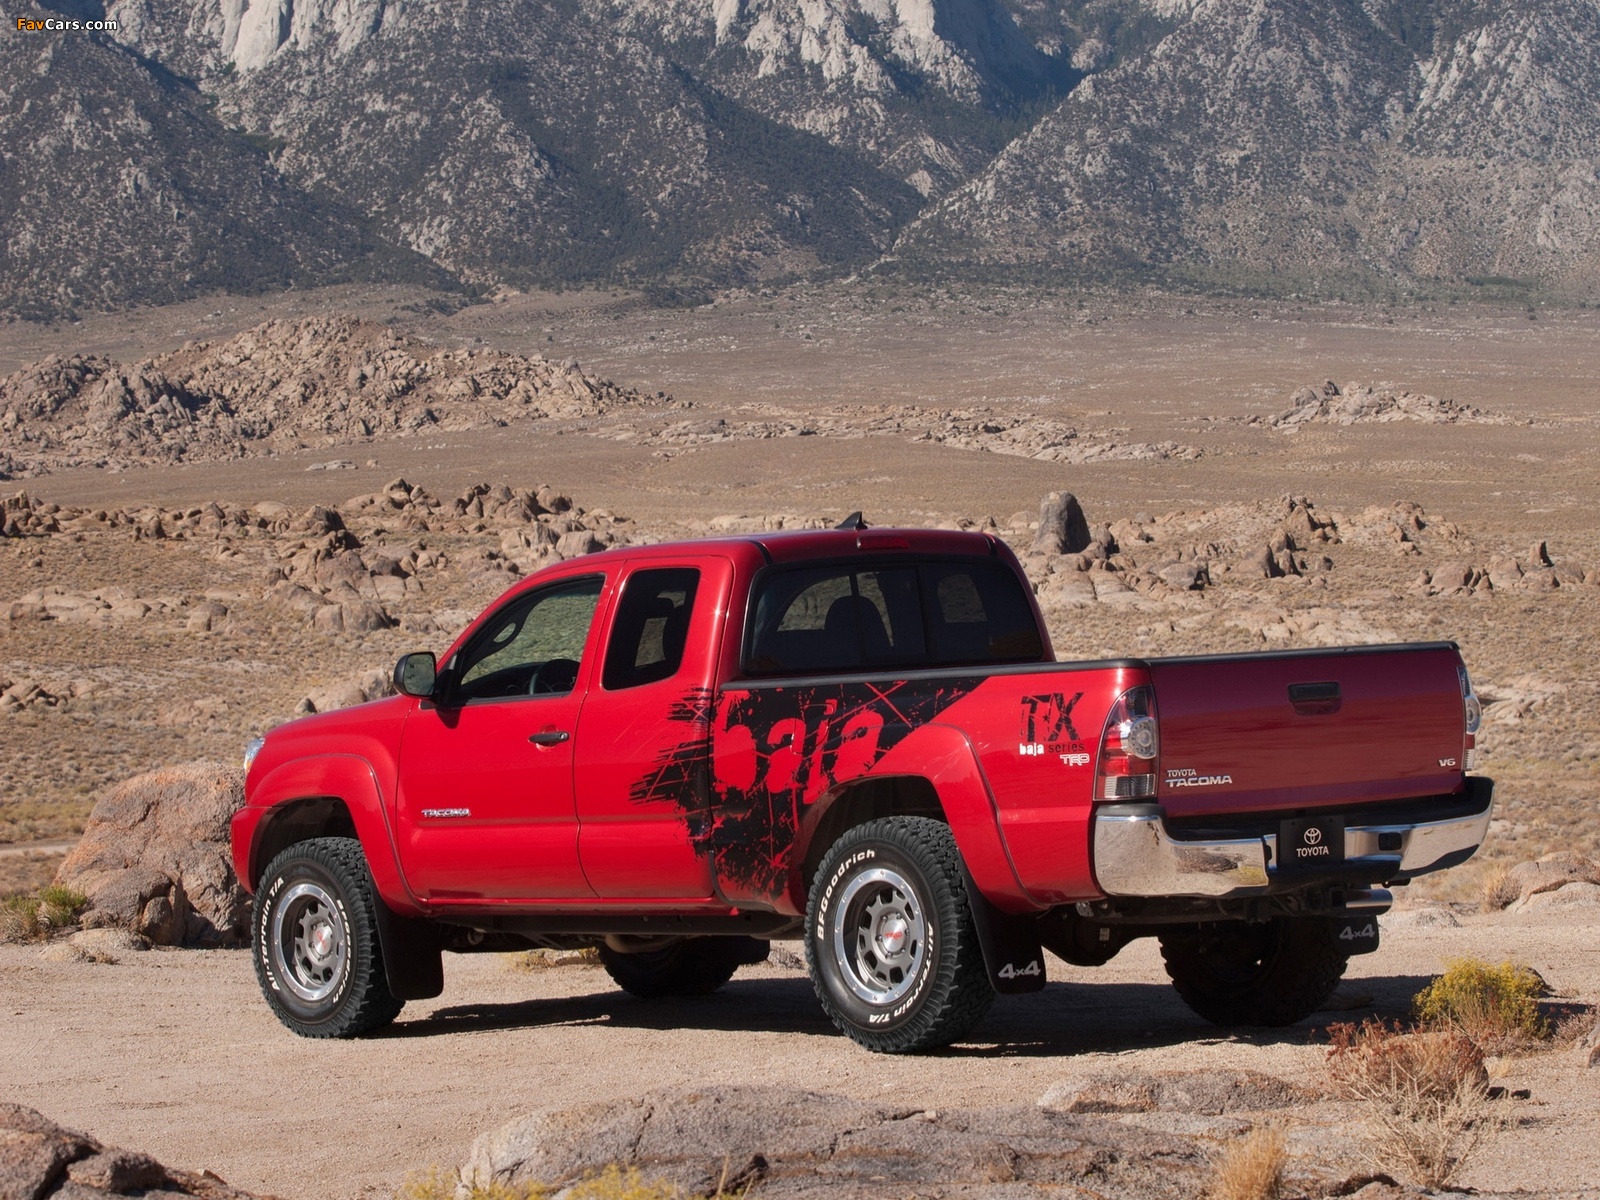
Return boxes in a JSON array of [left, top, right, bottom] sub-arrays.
[[233, 523, 1492, 1052]]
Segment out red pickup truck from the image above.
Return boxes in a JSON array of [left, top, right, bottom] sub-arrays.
[[232, 524, 1492, 1052]]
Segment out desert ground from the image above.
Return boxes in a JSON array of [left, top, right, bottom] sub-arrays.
[[2, 283, 1599, 1197], [3, 901, 1598, 1200]]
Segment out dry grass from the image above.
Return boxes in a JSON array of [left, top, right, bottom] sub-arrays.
[[1414, 958, 1549, 1049], [1325, 1020, 1498, 1188], [1209, 1126, 1286, 1200], [505, 947, 601, 972], [0, 884, 86, 942], [395, 1164, 689, 1200]]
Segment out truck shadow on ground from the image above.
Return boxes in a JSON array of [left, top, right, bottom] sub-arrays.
[[379, 972, 1432, 1057]]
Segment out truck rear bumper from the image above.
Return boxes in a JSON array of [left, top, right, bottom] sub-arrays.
[[1091, 777, 1494, 899]]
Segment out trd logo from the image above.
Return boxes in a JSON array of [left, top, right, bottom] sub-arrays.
[[1020, 692, 1083, 746]]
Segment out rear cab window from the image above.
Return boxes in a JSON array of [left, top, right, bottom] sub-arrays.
[[743, 557, 1043, 677], [602, 567, 701, 690]]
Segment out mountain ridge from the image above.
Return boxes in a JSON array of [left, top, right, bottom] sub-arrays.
[[4, 0, 1597, 318]]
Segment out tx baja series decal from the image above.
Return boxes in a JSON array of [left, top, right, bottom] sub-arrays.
[[1018, 691, 1088, 763], [629, 678, 982, 899]]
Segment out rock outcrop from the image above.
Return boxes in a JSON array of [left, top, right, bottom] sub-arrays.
[[461, 1084, 1211, 1199], [0, 1102, 274, 1200], [54, 763, 249, 946], [0, 318, 675, 477], [1484, 853, 1600, 911], [1270, 381, 1511, 429]]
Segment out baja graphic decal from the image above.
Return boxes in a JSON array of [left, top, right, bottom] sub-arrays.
[[629, 678, 983, 899]]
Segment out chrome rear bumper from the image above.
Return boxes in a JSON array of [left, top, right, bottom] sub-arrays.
[[1091, 779, 1494, 899]]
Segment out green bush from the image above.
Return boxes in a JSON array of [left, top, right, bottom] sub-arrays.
[[1414, 958, 1548, 1047]]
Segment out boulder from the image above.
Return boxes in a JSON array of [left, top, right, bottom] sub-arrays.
[[1031, 491, 1092, 555], [1485, 852, 1600, 910], [1037, 1069, 1311, 1116], [461, 1084, 1207, 1199], [1513, 881, 1600, 911], [54, 763, 248, 946], [0, 1103, 273, 1200]]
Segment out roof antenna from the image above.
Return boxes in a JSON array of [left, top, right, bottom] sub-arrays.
[[835, 511, 867, 531]]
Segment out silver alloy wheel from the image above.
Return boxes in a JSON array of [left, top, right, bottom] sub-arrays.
[[830, 866, 927, 1005], [271, 880, 348, 1004]]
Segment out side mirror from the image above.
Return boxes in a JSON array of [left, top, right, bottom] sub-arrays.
[[393, 651, 437, 699]]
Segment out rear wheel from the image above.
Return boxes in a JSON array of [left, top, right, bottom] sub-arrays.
[[254, 837, 404, 1038], [805, 817, 993, 1053], [1159, 917, 1348, 1027], [599, 936, 767, 998]]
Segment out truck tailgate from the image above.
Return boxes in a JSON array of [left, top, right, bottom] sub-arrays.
[[1148, 642, 1466, 818]]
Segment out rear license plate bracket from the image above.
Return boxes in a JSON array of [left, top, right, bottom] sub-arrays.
[[1278, 815, 1346, 870]]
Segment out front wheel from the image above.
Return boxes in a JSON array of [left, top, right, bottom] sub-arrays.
[[805, 817, 994, 1053], [1159, 917, 1348, 1027], [254, 837, 404, 1038]]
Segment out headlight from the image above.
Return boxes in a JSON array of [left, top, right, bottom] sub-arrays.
[[243, 736, 266, 770]]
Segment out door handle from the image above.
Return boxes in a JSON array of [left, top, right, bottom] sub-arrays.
[[528, 730, 570, 745]]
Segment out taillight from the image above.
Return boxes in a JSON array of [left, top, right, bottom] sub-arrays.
[[1459, 664, 1481, 771], [1095, 686, 1159, 799]]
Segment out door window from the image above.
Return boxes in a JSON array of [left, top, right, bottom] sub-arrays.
[[452, 575, 604, 702], [602, 568, 700, 690]]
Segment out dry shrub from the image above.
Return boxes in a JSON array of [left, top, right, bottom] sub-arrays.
[[1210, 1125, 1286, 1200], [1479, 864, 1517, 912], [1325, 1020, 1497, 1188], [567, 1165, 683, 1200], [394, 1165, 547, 1200], [1414, 958, 1548, 1049]]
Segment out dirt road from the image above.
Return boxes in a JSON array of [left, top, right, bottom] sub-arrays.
[[3, 902, 1596, 1200]]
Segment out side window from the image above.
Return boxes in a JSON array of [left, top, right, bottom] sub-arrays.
[[453, 576, 604, 702], [922, 562, 1043, 663], [602, 567, 701, 690], [746, 565, 924, 675]]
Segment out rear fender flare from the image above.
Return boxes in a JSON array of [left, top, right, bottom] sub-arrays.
[[790, 723, 1038, 916]]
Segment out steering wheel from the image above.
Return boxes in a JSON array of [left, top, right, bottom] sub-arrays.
[[528, 658, 580, 696]]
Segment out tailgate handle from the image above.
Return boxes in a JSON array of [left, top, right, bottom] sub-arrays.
[[1288, 681, 1342, 715]]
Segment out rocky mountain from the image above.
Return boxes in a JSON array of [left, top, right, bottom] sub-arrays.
[[4, 0, 1598, 318], [0, 0, 440, 321], [894, 0, 1600, 297], [98, 0, 1007, 289]]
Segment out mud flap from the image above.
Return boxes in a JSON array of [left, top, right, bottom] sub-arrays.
[[961, 865, 1046, 993], [372, 900, 444, 1000], [1328, 913, 1381, 956]]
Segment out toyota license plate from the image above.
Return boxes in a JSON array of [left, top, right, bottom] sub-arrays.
[[1279, 815, 1345, 870]]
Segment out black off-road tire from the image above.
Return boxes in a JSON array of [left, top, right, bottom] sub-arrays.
[[805, 817, 994, 1053], [598, 936, 767, 998], [1158, 917, 1349, 1027], [254, 837, 405, 1038]]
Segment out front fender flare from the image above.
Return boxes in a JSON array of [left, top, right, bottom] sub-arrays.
[[235, 754, 420, 916]]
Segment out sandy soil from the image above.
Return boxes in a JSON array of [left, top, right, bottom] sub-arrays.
[[2, 903, 1595, 1200]]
